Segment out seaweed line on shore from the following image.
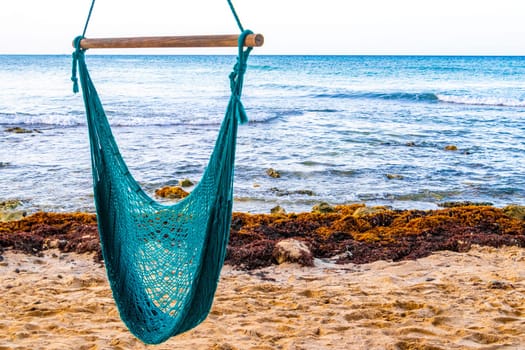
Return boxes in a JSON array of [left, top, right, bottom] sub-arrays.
[[0, 204, 524, 270]]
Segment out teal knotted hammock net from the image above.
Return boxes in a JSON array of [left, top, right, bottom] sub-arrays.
[[71, 2, 253, 344]]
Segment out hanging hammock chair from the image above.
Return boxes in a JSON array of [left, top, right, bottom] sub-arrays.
[[71, 1, 262, 344]]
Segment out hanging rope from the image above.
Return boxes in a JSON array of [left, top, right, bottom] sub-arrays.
[[82, 0, 97, 37], [72, 0, 249, 93], [227, 0, 245, 32], [71, 36, 84, 94], [81, 0, 245, 38], [71, 0, 95, 93]]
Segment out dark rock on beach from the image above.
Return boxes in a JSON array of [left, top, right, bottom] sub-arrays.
[[272, 239, 314, 267]]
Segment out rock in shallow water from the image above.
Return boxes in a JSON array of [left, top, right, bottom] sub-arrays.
[[0, 200, 26, 222], [0, 211, 26, 222], [178, 178, 194, 187], [386, 174, 404, 180], [0, 200, 22, 210], [270, 205, 286, 215], [5, 127, 34, 134], [352, 205, 390, 218], [266, 168, 281, 178], [312, 202, 335, 213], [503, 204, 525, 220], [154, 186, 189, 199]]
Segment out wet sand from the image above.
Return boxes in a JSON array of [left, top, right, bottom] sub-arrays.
[[1, 245, 524, 350]]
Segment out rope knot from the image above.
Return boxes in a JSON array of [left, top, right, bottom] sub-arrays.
[[71, 36, 85, 94], [226, 29, 254, 124]]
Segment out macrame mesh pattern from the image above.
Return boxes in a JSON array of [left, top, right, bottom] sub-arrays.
[[76, 53, 242, 344]]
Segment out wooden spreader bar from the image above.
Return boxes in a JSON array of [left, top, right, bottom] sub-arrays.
[[77, 34, 264, 49]]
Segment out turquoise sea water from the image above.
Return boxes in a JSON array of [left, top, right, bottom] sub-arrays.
[[1, 55, 524, 213]]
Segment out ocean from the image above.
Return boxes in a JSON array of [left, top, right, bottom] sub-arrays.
[[1, 55, 524, 214]]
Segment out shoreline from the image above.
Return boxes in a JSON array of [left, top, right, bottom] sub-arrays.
[[1, 203, 524, 269]]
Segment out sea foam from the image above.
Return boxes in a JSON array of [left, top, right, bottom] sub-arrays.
[[437, 94, 525, 107]]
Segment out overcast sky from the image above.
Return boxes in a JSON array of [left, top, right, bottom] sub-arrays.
[[1, 0, 524, 55]]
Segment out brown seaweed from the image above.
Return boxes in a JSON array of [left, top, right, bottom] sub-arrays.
[[0, 205, 524, 270]]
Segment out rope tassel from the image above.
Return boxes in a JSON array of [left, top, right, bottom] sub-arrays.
[[71, 36, 84, 94]]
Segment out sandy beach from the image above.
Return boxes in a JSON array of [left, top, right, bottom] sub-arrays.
[[1, 244, 524, 350], [2, 15, 525, 350]]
